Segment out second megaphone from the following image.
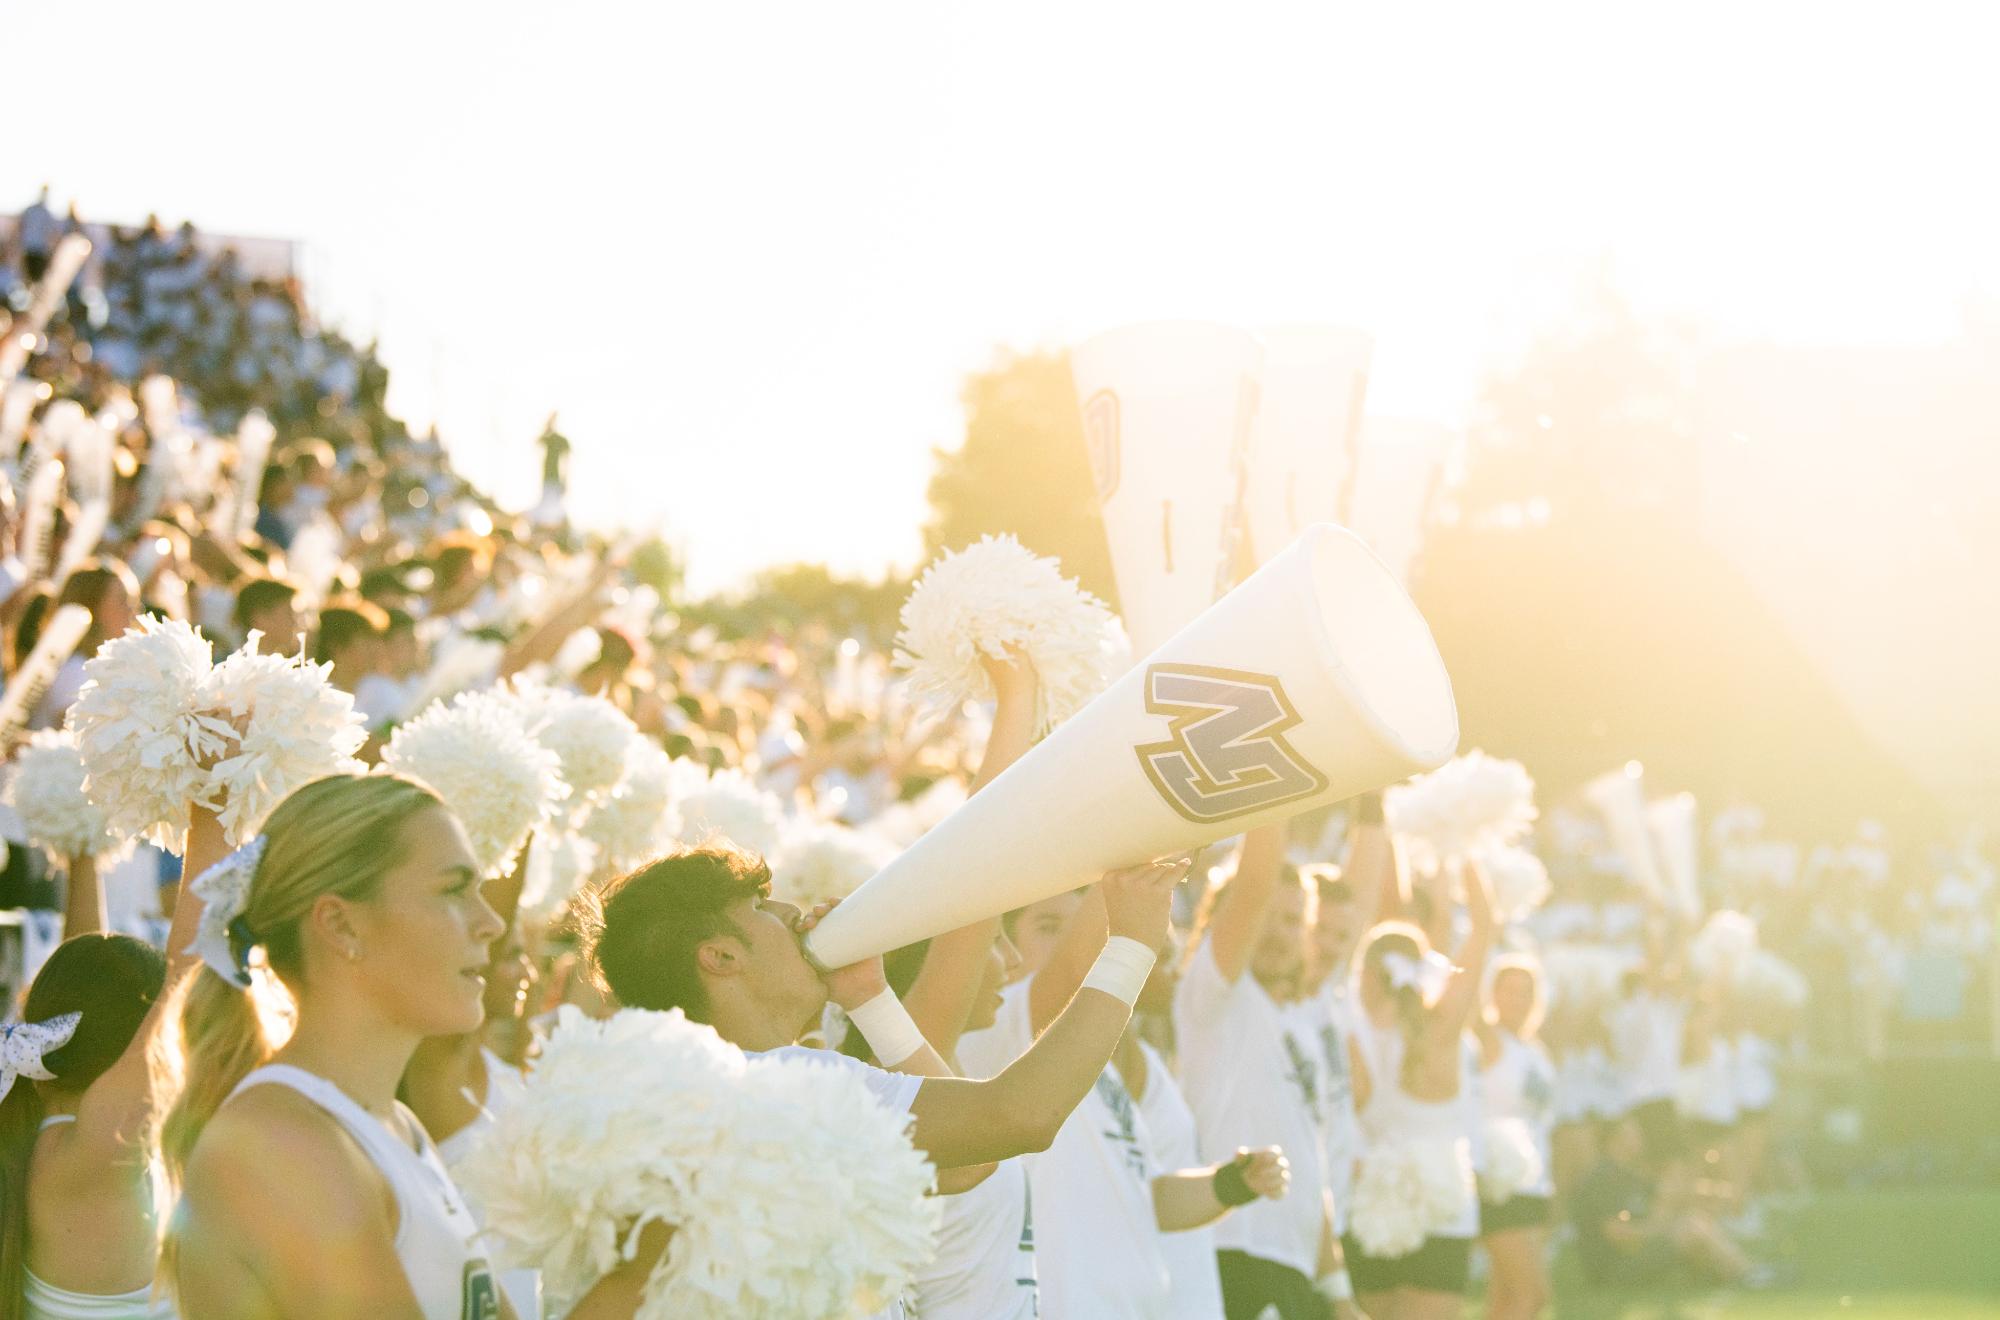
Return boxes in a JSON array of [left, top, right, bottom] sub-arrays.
[[804, 522, 1460, 968]]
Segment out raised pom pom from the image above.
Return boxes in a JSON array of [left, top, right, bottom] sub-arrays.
[[1386, 750, 1537, 873], [673, 766, 785, 859], [1689, 909, 1759, 984], [894, 534, 1116, 736], [201, 638, 368, 845], [1349, 1138, 1475, 1258], [505, 682, 640, 803], [5, 730, 128, 863], [771, 818, 896, 908], [1478, 845, 1551, 921], [580, 740, 680, 881], [67, 616, 224, 850], [382, 690, 565, 877], [1477, 1116, 1544, 1204]]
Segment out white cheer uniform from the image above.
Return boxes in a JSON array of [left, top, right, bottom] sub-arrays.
[[1130, 1041, 1226, 1320]]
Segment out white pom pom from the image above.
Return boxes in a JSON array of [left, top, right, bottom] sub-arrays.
[[67, 616, 224, 850], [1477, 1117, 1544, 1204], [863, 778, 967, 850], [517, 829, 601, 922], [4, 730, 129, 863], [505, 682, 641, 803], [1541, 944, 1636, 1013], [456, 1007, 937, 1320], [893, 534, 1116, 736], [1479, 845, 1551, 920], [771, 818, 896, 908], [579, 740, 680, 880], [716, 1052, 939, 1318], [382, 690, 565, 877], [673, 767, 785, 859], [1689, 910, 1759, 983], [1349, 1139, 1475, 1258], [200, 639, 368, 845], [1386, 750, 1537, 872]]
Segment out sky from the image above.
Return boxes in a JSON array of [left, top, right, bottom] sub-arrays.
[[7, 1, 1999, 595]]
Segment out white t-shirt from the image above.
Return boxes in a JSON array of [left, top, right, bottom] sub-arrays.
[[1131, 1041, 1226, 1320], [960, 981, 1171, 1320], [755, 1047, 923, 1320], [1172, 939, 1327, 1276], [910, 1154, 1037, 1320], [1308, 979, 1364, 1234]]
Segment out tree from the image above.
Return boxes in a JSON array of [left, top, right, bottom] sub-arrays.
[[923, 348, 1118, 604]]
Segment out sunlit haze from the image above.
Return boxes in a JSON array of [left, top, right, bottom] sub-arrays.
[[9, 1, 1997, 597]]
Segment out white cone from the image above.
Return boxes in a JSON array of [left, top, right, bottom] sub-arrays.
[[806, 524, 1459, 967], [1343, 416, 1453, 587], [1245, 326, 1372, 567], [1072, 321, 1263, 658]]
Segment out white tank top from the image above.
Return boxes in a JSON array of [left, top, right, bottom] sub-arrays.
[[1351, 1016, 1478, 1238], [1478, 1033, 1558, 1198], [227, 1065, 499, 1320], [23, 1116, 177, 1320]]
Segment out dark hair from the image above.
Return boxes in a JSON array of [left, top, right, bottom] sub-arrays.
[[232, 576, 296, 633], [312, 603, 384, 666], [0, 935, 167, 1312], [381, 607, 417, 639], [587, 846, 771, 1022], [10, 590, 52, 670], [57, 559, 138, 648]]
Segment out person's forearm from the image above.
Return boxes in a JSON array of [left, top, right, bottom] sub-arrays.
[[1152, 1166, 1231, 1231], [1345, 817, 1394, 930], [991, 984, 1131, 1136], [1209, 824, 1288, 982], [62, 853, 103, 938], [169, 806, 230, 979], [1029, 887, 1107, 1034], [903, 916, 1002, 1055]]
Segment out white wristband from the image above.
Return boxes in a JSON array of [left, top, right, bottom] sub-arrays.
[[1080, 936, 1157, 1008], [845, 988, 927, 1067], [1316, 1269, 1354, 1302]]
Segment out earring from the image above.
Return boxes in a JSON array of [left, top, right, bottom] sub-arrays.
[[345, 944, 362, 962]]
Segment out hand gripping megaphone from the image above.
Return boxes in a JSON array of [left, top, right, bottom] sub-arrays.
[[1244, 326, 1372, 568], [804, 523, 1460, 968], [1070, 321, 1263, 658]]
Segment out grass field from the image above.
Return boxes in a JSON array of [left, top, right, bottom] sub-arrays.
[[1479, 1187, 2000, 1319]]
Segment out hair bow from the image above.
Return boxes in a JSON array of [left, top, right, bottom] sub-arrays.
[[1, 1012, 82, 1104], [187, 835, 268, 988], [1381, 949, 1457, 1001]]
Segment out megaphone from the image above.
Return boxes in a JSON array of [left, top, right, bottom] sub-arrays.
[[805, 523, 1459, 967], [1645, 792, 1703, 918], [1070, 321, 1263, 658], [1244, 326, 1372, 567], [1582, 763, 1668, 906], [1341, 416, 1452, 588]]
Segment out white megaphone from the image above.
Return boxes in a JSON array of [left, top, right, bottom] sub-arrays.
[[805, 523, 1459, 967], [1645, 792, 1703, 918], [1341, 416, 1452, 588], [1244, 326, 1372, 567], [1070, 321, 1263, 658], [1583, 763, 1668, 905]]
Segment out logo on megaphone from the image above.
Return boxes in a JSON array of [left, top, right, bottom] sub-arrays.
[[1137, 664, 1330, 824]]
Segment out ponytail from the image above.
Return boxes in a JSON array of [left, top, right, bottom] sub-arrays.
[[159, 967, 289, 1180]]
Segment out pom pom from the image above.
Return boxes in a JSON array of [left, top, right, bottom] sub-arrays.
[[382, 690, 564, 877], [517, 829, 601, 923], [771, 818, 896, 908], [1477, 1117, 1543, 1204], [200, 639, 368, 845], [1479, 845, 1551, 921], [67, 617, 226, 850], [580, 740, 680, 880], [1386, 750, 1537, 873], [505, 682, 640, 803], [1541, 944, 1635, 1013], [673, 766, 785, 859], [893, 534, 1116, 736], [456, 1006, 937, 1320], [1348, 1138, 1475, 1258], [1689, 910, 1759, 984], [4, 730, 128, 863], [863, 778, 967, 850]]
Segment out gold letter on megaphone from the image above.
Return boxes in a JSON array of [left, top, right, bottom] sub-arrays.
[[804, 523, 1459, 968]]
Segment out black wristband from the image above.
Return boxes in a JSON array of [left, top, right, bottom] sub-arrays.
[[1212, 1156, 1258, 1207]]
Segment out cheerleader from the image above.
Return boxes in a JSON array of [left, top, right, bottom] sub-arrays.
[[0, 806, 223, 1320], [1343, 860, 1495, 1320], [162, 774, 511, 1319], [1474, 956, 1558, 1320]]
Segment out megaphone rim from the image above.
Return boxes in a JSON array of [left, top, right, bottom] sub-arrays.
[[1288, 520, 1460, 772]]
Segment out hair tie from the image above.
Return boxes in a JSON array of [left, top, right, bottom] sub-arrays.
[[187, 836, 268, 988], [0, 1013, 82, 1104]]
